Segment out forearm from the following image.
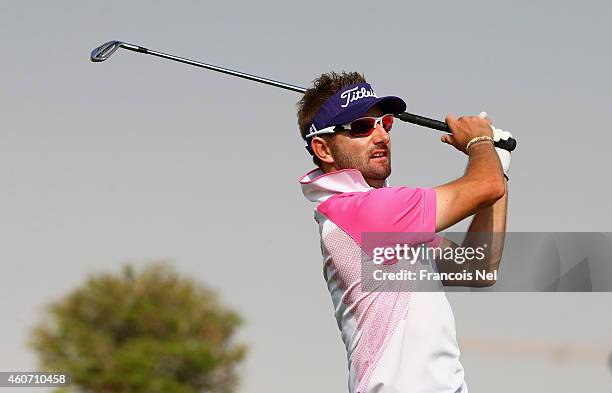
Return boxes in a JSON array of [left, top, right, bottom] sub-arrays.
[[434, 113, 514, 286], [434, 143, 506, 231], [462, 143, 506, 196], [435, 182, 508, 286], [463, 179, 508, 272]]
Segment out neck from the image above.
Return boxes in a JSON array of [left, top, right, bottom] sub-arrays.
[[366, 178, 385, 189], [320, 164, 386, 189]]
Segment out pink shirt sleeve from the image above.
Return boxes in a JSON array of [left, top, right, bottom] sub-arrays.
[[317, 187, 437, 247]]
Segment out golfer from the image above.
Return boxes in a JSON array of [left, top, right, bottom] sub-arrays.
[[298, 72, 511, 392]]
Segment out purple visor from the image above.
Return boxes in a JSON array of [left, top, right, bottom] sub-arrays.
[[305, 82, 406, 144]]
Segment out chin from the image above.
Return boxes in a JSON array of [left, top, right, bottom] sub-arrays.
[[364, 166, 391, 182]]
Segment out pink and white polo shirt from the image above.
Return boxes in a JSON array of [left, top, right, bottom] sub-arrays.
[[300, 168, 467, 393]]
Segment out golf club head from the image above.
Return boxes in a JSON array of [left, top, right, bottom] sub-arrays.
[[90, 41, 124, 62]]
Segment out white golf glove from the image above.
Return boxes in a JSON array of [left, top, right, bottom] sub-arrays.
[[479, 112, 512, 179]]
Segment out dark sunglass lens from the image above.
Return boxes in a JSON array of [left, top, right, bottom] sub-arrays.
[[349, 118, 376, 136], [382, 115, 394, 131]]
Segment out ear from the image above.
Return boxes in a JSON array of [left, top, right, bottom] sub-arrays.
[[311, 137, 335, 165]]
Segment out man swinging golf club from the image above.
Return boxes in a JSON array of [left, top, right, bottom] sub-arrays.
[[298, 72, 512, 393]]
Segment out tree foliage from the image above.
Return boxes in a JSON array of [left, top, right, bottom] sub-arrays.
[[30, 263, 247, 393]]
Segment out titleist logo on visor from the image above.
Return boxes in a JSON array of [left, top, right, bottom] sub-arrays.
[[308, 83, 382, 134], [340, 86, 378, 108]]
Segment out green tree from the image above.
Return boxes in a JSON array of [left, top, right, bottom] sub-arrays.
[[30, 263, 247, 393]]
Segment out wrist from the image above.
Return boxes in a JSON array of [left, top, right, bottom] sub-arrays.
[[466, 136, 494, 153]]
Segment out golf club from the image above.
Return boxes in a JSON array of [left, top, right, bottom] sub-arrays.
[[90, 40, 516, 152]]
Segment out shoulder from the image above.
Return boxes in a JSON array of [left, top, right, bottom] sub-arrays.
[[317, 186, 436, 236]]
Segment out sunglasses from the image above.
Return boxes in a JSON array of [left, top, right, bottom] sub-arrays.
[[334, 114, 394, 137], [304, 113, 395, 140]]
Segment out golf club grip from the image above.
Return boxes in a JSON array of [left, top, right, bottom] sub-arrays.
[[396, 112, 517, 151]]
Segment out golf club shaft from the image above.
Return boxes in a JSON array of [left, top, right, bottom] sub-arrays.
[[122, 44, 307, 93], [95, 41, 516, 151]]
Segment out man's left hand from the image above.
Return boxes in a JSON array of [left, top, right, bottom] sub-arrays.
[[479, 112, 512, 179]]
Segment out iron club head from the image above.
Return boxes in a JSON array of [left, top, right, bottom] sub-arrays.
[[90, 41, 124, 62]]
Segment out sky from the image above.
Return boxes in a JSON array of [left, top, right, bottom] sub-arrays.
[[1, 1, 611, 392]]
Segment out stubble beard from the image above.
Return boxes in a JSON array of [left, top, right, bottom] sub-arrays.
[[331, 144, 391, 183]]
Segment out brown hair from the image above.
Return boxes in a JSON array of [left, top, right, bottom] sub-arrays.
[[296, 71, 367, 166]]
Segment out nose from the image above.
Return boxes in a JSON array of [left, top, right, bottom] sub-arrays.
[[371, 123, 390, 145]]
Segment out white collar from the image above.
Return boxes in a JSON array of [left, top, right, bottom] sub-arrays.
[[299, 168, 387, 203]]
